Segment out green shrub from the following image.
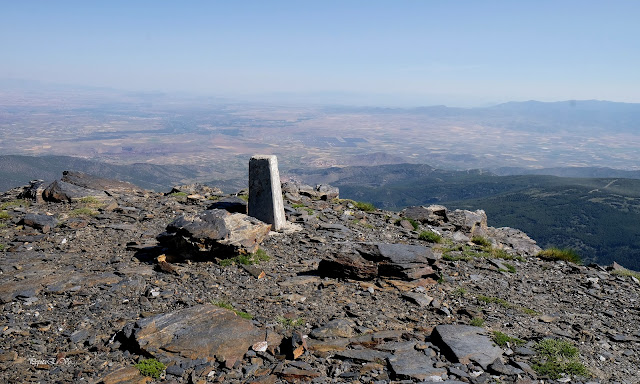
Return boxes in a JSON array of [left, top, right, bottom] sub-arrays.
[[168, 191, 188, 197], [292, 203, 305, 208], [212, 301, 253, 319], [442, 253, 472, 262], [500, 263, 517, 273], [451, 287, 467, 297], [69, 208, 98, 217], [493, 331, 524, 347], [237, 194, 249, 202], [277, 316, 305, 328], [0, 244, 5, 251], [0, 199, 30, 210], [537, 248, 582, 264], [354, 201, 375, 212], [471, 236, 492, 247], [218, 248, 270, 266], [470, 317, 484, 327], [0, 211, 9, 220], [135, 358, 166, 379], [478, 295, 512, 308], [532, 339, 588, 379], [611, 267, 640, 280], [419, 231, 442, 243]]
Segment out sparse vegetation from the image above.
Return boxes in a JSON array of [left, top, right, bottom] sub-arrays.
[[471, 235, 492, 247], [418, 230, 442, 243], [354, 201, 375, 212], [277, 316, 305, 328], [69, 207, 98, 217], [537, 248, 582, 264], [351, 219, 374, 229], [470, 317, 484, 327], [0, 199, 30, 210], [451, 287, 467, 297], [442, 253, 473, 262], [0, 211, 10, 220], [492, 331, 524, 347], [78, 196, 104, 208], [478, 295, 537, 315], [532, 338, 588, 379], [395, 217, 419, 230], [478, 295, 511, 308], [0, 244, 6, 251], [500, 262, 517, 273], [135, 358, 166, 379], [168, 191, 188, 197], [212, 301, 253, 319], [611, 267, 640, 280], [218, 248, 270, 267], [237, 194, 249, 202], [292, 203, 305, 208]]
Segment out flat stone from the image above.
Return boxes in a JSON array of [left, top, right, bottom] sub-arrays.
[[158, 209, 272, 258], [306, 337, 351, 353], [334, 348, 391, 362], [318, 252, 378, 280], [388, 349, 446, 380], [358, 243, 438, 280], [43, 179, 108, 203], [431, 325, 503, 370], [402, 292, 434, 307], [310, 318, 356, 339], [128, 304, 264, 368], [21, 213, 58, 233], [99, 366, 151, 384]]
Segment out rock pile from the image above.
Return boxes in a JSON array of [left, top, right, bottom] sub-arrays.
[[0, 171, 638, 383]]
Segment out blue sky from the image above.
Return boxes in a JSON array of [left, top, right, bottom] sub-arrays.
[[2, 1, 639, 106]]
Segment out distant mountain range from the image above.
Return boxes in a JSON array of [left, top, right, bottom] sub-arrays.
[[0, 155, 244, 193]]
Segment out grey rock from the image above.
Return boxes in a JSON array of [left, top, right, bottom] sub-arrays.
[[158, 209, 272, 258], [403, 205, 448, 225], [448, 209, 487, 235], [318, 252, 378, 280], [21, 213, 58, 233], [310, 318, 356, 339], [388, 350, 446, 380], [402, 292, 434, 307], [128, 304, 264, 368], [431, 325, 503, 370], [334, 348, 390, 362]]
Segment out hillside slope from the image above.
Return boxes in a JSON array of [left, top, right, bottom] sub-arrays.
[[292, 164, 640, 270]]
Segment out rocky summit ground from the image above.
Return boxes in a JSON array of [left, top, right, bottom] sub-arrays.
[[0, 172, 639, 384]]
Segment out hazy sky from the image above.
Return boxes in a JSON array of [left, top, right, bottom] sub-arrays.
[[2, 1, 639, 106]]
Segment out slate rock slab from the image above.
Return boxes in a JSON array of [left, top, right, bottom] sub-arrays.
[[309, 318, 356, 339], [388, 349, 447, 380], [21, 213, 58, 233], [318, 252, 378, 280], [43, 179, 108, 203], [128, 304, 264, 368], [358, 243, 439, 280], [431, 324, 503, 369], [318, 242, 439, 281], [158, 209, 272, 258]]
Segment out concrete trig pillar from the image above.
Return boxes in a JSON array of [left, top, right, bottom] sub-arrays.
[[248, 155, 286, 231]]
